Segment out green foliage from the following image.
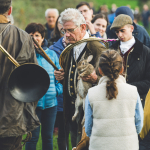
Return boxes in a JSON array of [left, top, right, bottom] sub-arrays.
[[12, 0, 138, 30], [94, 0, 138, 10]]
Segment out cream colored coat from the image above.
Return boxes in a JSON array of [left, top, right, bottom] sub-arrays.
[[88, 75, 139, 150]]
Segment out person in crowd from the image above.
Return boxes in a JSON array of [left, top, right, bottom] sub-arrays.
[[106, 6, 150, 48], [49, 17, 66, 150], [142, 4, 150, 29], [85, 50, 143, 150], [108, 4, 117, 24], [25, 23, 63, 150], [48, 16, 63, 46], [110, 3, 117, 14], [134, 6, 140, 24], [0, 0, 41, 149], [110, 14, 150, 150], [89, 2, 96, 14], [54, 8, 106, 149], [44, 8, 59, 40], [91, 13, 109, 39], [76, 2, 101, 37]]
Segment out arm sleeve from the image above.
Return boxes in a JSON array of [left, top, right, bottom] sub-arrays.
[[135, 92, 144, 134], [85, 94, 93, 137], [16, 35, 38, 64], [91, 31, 102, 38], [54, 52, 63, 96], [130, 48, 150, 96]]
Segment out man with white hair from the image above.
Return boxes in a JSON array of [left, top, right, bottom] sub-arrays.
[[44, 8, 59, 40], [54, 8, 106, 149]]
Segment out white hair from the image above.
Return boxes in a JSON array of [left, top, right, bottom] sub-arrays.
[[45, 8, 59, 17], [59, 8, 86, 26]]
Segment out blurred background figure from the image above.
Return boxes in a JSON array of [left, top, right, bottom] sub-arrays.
[[44, 8, 59, 40], [48, 16, 63, 46], [91, 13, 109, 38], [98, 5, 109, 15], [142, 4, 150, 29], [134, 6, 140, 24], [110, 3, 117, 14], [76, 2, 93, 22], [89, 2, 96, 14], [25, 23, 63, 150], [108, 4, 117, 24], [76, 2, 101, 37], [127, 4, 134, 14]]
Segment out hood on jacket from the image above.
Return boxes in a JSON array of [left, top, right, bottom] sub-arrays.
[[42, 39, 48, 50], [115, 6, 134, 21], [49, 37, 65, 54]]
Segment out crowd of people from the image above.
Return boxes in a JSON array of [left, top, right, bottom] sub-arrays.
[[1, 0, 150, 150]]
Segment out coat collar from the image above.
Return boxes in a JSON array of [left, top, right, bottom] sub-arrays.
[[111, 37, 143, 56], [99, 75, 126, 84], [0, 15, 9, 23]]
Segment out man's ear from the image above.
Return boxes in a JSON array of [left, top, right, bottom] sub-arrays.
[[131, 25, 134, 32], [81, 24, 86, 32], [8, 6, 12, 16]]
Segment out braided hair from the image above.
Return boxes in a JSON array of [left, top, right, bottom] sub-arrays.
[[99, 50, 123, 100]]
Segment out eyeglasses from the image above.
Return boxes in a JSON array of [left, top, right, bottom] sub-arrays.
[[60, 26, 80, 35]]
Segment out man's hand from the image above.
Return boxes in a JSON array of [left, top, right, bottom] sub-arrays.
[[54, 68, 65, 82], [86, 20, 96, 34], [81, 70, 98, 84]]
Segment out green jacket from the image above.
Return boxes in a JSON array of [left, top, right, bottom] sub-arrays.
[[0, 15, 40, 137]]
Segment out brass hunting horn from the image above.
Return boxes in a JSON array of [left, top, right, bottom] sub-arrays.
[[59, 37, 118, 68], [0, 44, 50, 102]]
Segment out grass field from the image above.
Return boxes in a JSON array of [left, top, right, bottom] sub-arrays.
[[22, 129, 72, 150]]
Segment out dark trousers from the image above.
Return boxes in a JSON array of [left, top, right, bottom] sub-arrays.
[[0, 136, 22, 150], [57, 111, 66, 140], [25, 106, 57, 150], [69, 102, 82, 148], [57, 111, 66, 150]]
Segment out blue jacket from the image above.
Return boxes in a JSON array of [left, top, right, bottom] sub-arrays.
[[36, 39, 63, 110], [106, 6, 150, 48], [49, 37, 64, 112]]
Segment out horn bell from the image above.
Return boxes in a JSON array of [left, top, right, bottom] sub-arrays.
[[8, 63, 50, 102]]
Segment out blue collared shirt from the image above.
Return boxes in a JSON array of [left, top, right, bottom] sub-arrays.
[[85, 93, 143, 137]]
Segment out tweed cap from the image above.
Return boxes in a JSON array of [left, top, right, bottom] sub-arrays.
[[110, 14, 133, 30]]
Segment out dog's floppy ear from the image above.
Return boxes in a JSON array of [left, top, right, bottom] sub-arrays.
[[86, 55, 93, 63]]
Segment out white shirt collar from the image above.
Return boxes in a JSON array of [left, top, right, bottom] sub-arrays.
[[73, 32, 89, 60], [120, 37, 135, 54]]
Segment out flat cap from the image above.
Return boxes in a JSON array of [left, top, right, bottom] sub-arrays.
[[110, 14, 133, 30]]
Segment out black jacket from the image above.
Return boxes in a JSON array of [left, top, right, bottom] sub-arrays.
[[111, 38, 150, 107]]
